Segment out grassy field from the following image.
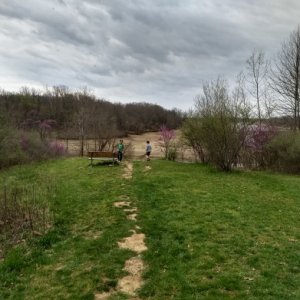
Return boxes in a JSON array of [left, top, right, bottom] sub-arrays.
[[0, 158, 135, 299], [1, 158, 300, 299], [134, 162, 300, 299]]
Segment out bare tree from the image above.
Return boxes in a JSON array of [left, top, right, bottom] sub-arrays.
[[74, 88, 95, 156], [246, 49, 271, 123], [90, 101, 119, 151], [271, 26, 300, 130], [192, 78, 251, 171]]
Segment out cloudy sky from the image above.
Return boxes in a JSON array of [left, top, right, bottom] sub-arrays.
[[0, 0, 299, 110]]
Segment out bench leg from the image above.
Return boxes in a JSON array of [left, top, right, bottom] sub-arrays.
[[89, 156, 93, 166]]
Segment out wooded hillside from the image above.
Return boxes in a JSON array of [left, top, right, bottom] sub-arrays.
[[0, 87, 183, 138]]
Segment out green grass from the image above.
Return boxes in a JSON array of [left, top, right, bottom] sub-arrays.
[[0, 159, 300, 299], [0, 158, 135, 299], [132, 161, 300, 300]]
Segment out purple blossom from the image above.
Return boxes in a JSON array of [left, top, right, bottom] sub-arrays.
[[245, 124, 278, 152], [159, 125, 176, 143], [48, 140, 66, 156], [158, 125, 176, 159]]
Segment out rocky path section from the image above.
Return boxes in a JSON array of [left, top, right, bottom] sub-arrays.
[[95, 162, 147, 300]]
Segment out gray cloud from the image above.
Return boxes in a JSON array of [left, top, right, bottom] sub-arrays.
[[0, 0, 300, 110]]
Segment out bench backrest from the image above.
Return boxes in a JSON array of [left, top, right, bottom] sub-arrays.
[[88, 151, 115, 158]]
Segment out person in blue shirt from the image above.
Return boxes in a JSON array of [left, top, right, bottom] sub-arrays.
[[146, 140, 152, 161]]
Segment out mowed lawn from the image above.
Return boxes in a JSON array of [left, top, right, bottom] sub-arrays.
[[0, 158, 300, 299]]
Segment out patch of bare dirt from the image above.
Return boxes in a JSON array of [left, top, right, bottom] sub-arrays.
[[54, 263, 65, 271], [145, 165, 152, 171], [117, 275, 142, 296], [124, 256, 144, 275], [118, 231, 147, 253], [127, 213, 137, 221], [123, 162, 133, 179], [114, 201, 131, 208], [124, 207, 137, 213], [94, 291, 114, 300], [117, 256, 145, 296]]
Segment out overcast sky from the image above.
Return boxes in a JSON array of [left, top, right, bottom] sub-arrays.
[[0, 0, 299, 110]]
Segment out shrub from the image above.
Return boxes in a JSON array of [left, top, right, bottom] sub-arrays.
[[241, 124, 279, 169], [182, 117, 208, 163], [0, 124, 25, 169], [191, 78, 250, 171], [21, 133, 66, 161], [20, 132, 49, 161], [267, 131, 300, 173], [167, 145, 178, 161], [47, 140, 66, 157]]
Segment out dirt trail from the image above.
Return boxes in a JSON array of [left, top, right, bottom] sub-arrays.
[[95, 161, 147, 300]]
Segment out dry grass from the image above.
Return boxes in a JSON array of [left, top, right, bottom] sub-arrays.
[[59, 131, 195, 161]]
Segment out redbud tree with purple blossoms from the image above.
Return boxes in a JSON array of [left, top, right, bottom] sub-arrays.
[[158, 125, 176, 159]]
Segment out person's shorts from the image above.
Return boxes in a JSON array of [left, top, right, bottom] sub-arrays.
[[146, 152, 151, 156]]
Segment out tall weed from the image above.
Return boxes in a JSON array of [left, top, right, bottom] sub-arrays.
[[0, 179, 55, 258]]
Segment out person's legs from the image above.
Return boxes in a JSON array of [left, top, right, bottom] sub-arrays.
[[118, 151, 123, 161]]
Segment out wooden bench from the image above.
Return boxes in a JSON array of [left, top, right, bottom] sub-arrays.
[[87, 151, 117, 165]]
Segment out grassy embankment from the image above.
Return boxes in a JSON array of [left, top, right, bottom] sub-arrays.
[[0, 158, 135, 299], [1, 158, 300, 299]]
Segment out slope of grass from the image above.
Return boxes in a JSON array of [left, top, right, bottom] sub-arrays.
[[0, 158, 134, 299], [133, 161, 300, 300], [1, 159, 299, 299]]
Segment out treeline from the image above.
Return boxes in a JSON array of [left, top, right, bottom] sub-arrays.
[[0, 86, 183, 168], [0, 86, 182, 136]]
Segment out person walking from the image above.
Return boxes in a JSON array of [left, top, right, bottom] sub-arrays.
[[146, 140, 152, 161], [117, 139, 124, 162]]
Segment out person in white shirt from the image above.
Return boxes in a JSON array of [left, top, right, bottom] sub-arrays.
[[145, 140, 152, 161]]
